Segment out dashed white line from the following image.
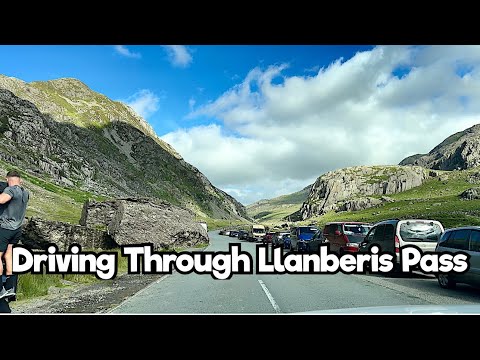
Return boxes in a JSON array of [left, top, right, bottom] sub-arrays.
[[258, 279, 281, 313]]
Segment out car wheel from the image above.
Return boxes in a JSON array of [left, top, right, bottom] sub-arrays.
[[438, 274, 456, 289]]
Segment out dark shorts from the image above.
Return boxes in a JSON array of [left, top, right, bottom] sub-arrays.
[[0, 227, 22, 253]]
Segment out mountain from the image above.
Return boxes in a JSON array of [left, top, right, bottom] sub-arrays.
[[399, 123, 480, 170], [0, 75, 248, 221], [246, 185, 312, 222], [299, 165, 427, 219]]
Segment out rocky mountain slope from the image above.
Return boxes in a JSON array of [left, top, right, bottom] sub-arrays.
[[246, 185, 311, 221], [299, 165, 428, 219], [0, 76, 248, 221], [399, 123, 480, 170]]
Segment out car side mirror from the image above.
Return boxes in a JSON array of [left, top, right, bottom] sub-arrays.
[[360, 239, 369, 247], [334, 230, 341, 236]]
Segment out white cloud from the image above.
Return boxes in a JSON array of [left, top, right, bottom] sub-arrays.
[[123, 90, 160, 119], [114, 45, 141, 59], [162, 45, 480, 205], [188, 97, 196, 111], [162, 45, 193, 68]]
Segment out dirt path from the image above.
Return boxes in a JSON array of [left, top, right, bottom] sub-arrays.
[[10, 273, 162, 313]]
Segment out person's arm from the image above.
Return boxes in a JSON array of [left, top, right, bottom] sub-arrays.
[[0, 193, 12, 204], [0, 187, 13, 204]]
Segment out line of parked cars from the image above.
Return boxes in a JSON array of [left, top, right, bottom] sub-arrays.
[[220, 218, 480, 291]]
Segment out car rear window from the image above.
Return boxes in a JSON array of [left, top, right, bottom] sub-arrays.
[[399, 221, 443, 242], [344, 231, 365, 243], [344, 224, 371, 235]]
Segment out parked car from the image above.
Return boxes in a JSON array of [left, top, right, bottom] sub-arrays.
[[238, 230, 249, 240], [262, 232, 275, 244], [248, 224, 266, 242], [324, 222, 372, 254], [308, 229, 327, 252], [359, 218, 444, 269], [282, 234, 292, 249], [435, 226, 480, 289], [272, 232, 291, 246], [224, 230, 231, 236], [229, 230, 240, 237], [290, 226, 319, 251]]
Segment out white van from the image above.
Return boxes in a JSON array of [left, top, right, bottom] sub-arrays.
[[359, 219, 444, 268], [249, 224, 266, 242]]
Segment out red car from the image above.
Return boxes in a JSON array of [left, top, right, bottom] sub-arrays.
[[262, 232, 275, 244]]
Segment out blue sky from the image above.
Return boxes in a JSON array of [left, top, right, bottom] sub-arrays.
[[0, 45, 372, 134], [1, 45, 480, 205]]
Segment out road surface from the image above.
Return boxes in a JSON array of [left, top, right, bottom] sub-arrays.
[[112, 231, 480, 313]]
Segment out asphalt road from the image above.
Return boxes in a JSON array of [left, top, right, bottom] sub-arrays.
[[111, 231, 480, 313]]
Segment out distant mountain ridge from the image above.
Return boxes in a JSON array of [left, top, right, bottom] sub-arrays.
[[246, 185, 312, 221], [399, 124, 480, 170], [0, 75, 248, 221]]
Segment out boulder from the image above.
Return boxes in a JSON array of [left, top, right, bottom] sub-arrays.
[[22, 217, 115, 250], [80, 198, 209, 250], [460, 188, 480, 200]]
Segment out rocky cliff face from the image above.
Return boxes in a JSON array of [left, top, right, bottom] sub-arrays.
[[0, 79, 248, 220], [0, 75, 179, 159], [399, 123, 480, 170], [80, 198, 209, 250], [300, 165, 427, 219]]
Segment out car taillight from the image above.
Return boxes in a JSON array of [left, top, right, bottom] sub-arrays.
[[395, 235, 400, 253]]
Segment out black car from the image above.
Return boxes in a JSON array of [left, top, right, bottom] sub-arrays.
[[238, 230, 249, 240], [308, 230, 327, 252], [229, 230, 240, 237]]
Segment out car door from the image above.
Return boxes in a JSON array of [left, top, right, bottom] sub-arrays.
[[359, 226, 376, 253], [371, 224, 385, 251], [449, 229, 470, 282], [382, 224, 395, 253], [467, 230, 480, 286]]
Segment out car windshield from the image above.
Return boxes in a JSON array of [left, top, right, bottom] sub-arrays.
[[13, 44, 480, 316], [299, 227, 318, 234], [399, 221, 443, 242]]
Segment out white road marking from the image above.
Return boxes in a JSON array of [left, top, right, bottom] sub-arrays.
[[258, 279, 281, 313]]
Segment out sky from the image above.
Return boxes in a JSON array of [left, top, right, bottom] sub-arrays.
[[0, 45, 480, 205]]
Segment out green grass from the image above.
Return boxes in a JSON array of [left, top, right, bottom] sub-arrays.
[[16, 248, 130, 301]]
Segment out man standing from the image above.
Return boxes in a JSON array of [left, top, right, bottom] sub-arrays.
[[0, 170, 29, 299]]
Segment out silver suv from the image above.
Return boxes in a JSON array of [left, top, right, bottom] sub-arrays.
[[435, 226, 480, 289]]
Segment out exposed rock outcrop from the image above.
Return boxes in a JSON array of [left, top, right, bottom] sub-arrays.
[[300, 165, 427, 219], [80, 198, 209, 250], [460, 187, 480, 200], [399, 123, 480, 170], [0, 81, 248, 221], [22, 217, 115, 250], [336, 197, 383, 212]]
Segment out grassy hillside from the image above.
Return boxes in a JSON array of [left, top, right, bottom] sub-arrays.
[[292, 168, 480, 230], [246, 185, 311, 222], [0, 158, 104, 224]]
